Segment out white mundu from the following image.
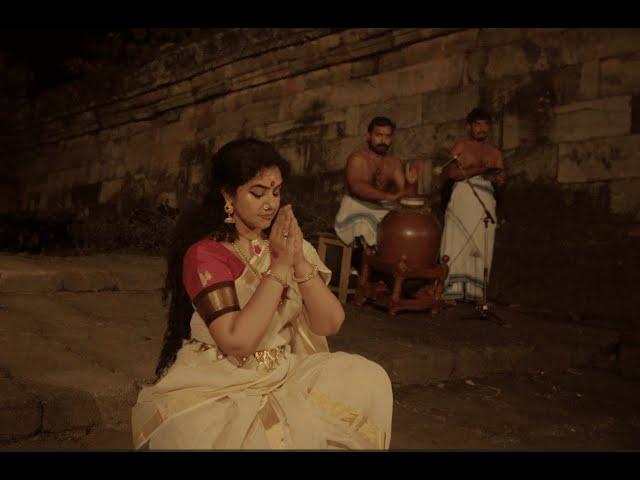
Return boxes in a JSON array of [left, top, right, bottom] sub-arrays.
[[440, 176, 496, 301], [334, 195, 390, 247]]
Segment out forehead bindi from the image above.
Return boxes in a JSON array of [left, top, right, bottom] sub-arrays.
[[249, 168, 283, 189]]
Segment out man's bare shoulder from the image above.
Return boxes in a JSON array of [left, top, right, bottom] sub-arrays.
[[346, 150, 367, 166], [451, 139, 469, 153], [456, 139, 474, 149]]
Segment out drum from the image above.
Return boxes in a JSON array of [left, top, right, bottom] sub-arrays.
[[376, 196, 442, 269]]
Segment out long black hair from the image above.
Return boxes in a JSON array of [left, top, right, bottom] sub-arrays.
[[154, 138, 291, 380]]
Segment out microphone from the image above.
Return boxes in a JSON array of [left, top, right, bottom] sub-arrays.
[[434, 155, 458, 176]]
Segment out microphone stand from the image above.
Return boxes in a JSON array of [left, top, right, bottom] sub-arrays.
[[451, 159, 506, 326]]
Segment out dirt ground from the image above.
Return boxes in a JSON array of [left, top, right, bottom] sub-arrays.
[[0, 253, 638, 451]]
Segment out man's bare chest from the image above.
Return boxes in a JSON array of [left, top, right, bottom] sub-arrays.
[[461, 144, 498, 166]]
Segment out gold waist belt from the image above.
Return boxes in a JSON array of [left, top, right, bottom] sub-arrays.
[[240, 345, 288, 371], [184, 338, 288, 372]]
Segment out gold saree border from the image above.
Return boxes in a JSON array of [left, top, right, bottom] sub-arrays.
[[307, 387, 387, 449]]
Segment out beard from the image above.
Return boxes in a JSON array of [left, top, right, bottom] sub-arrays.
[[368, 141, 390, 155], [472, 131, 488, 141]]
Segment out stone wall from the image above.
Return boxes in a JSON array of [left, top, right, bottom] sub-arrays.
[[4, 28, 640, 325]]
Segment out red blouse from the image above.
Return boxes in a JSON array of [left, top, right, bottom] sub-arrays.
[[182, 239, 246, 301]]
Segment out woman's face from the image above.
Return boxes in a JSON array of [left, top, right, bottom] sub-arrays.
[[226, 166, 283, 232]]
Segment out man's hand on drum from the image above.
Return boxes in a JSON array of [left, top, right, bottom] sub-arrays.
[[405, 162, 418, 185]]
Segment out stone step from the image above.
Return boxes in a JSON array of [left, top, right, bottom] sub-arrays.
[[0, 376, 102, 442], [0, 291, 164, 444], [0, 253, 165, 293], [0, 254, 633, 449]]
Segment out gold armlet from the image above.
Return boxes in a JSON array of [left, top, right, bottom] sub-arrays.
[[193, 282, 240, 326]]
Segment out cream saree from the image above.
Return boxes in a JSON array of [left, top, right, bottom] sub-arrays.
[[131, 239, 393, 450]]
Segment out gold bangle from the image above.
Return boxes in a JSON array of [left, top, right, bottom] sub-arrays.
[[293, 263, 318, 283], [262, 269, 289, 289]]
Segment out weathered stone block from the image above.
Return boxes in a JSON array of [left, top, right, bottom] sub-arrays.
[[501, 114, 521, 151], [396, 29, 477, 68], [601, 53, 640, 97], [99, 179, 124, 204], [38, 385, 101, 433], [157, 117, 196, 174], [279, 87, 333, 123], [47, 167, 86, 192], [0, 379, 41, 440], [359, 95, 422, 132], [257, 110, 346, 140], [350, 57, 379, 79], [507, 145, 558, 183], [345, 106, 360, 136], [558, 134, 640, 183], [484, 29, 640, 82], [324, 137, 365, 171], [378, 50, 406, 73], [304, 64, 351, 90], [376, 56, 465, 97], [58, 135, 99, 170], [422, 86, 480, 125], [217, 98, 279, 133], [87, 161, 123, 184], [99, 138, 126, 164], [552, 64, 582, 106], [191, 75, 231, 104], [124, 129, 159, 173], [390, 28, 429, 47], [60, 269, 117, 292], [578, 60, 600, 100], [478, 28, 527, 47], [193, 102, 216, 133], [276, 144, 306, 176], [565, 28, 640, 65], [325, 80, 380, 110], [463, 49, 489, 85], [154, 91, 194, 114], [478, 28, 567, 48], [0, 270, 63, 293], [432, 120, 467, 157], [486, 43, 535, 79], [551, 96, 631, 143], [250, 82, 286, 104], [212, 132, 242, 153], [391, 124, 436, 161], [609, 179, 640, 217]]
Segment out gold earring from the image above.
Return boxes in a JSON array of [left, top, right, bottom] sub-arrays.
[[224, 202, 235, 224]]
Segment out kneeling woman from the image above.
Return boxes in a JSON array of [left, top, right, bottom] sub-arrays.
[[131, 139, 393, 450]]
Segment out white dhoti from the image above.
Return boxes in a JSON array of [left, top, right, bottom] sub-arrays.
[[440, 177, 497, 301], [334, 195, 390, 247]]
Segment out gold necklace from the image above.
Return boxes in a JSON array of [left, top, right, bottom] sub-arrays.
[[232, 238, 289, 305], [232, 238, 270, 279]]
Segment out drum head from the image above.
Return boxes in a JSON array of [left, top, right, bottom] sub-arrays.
[[378, 199, 396, 209], [399, 196, 426, 207]]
